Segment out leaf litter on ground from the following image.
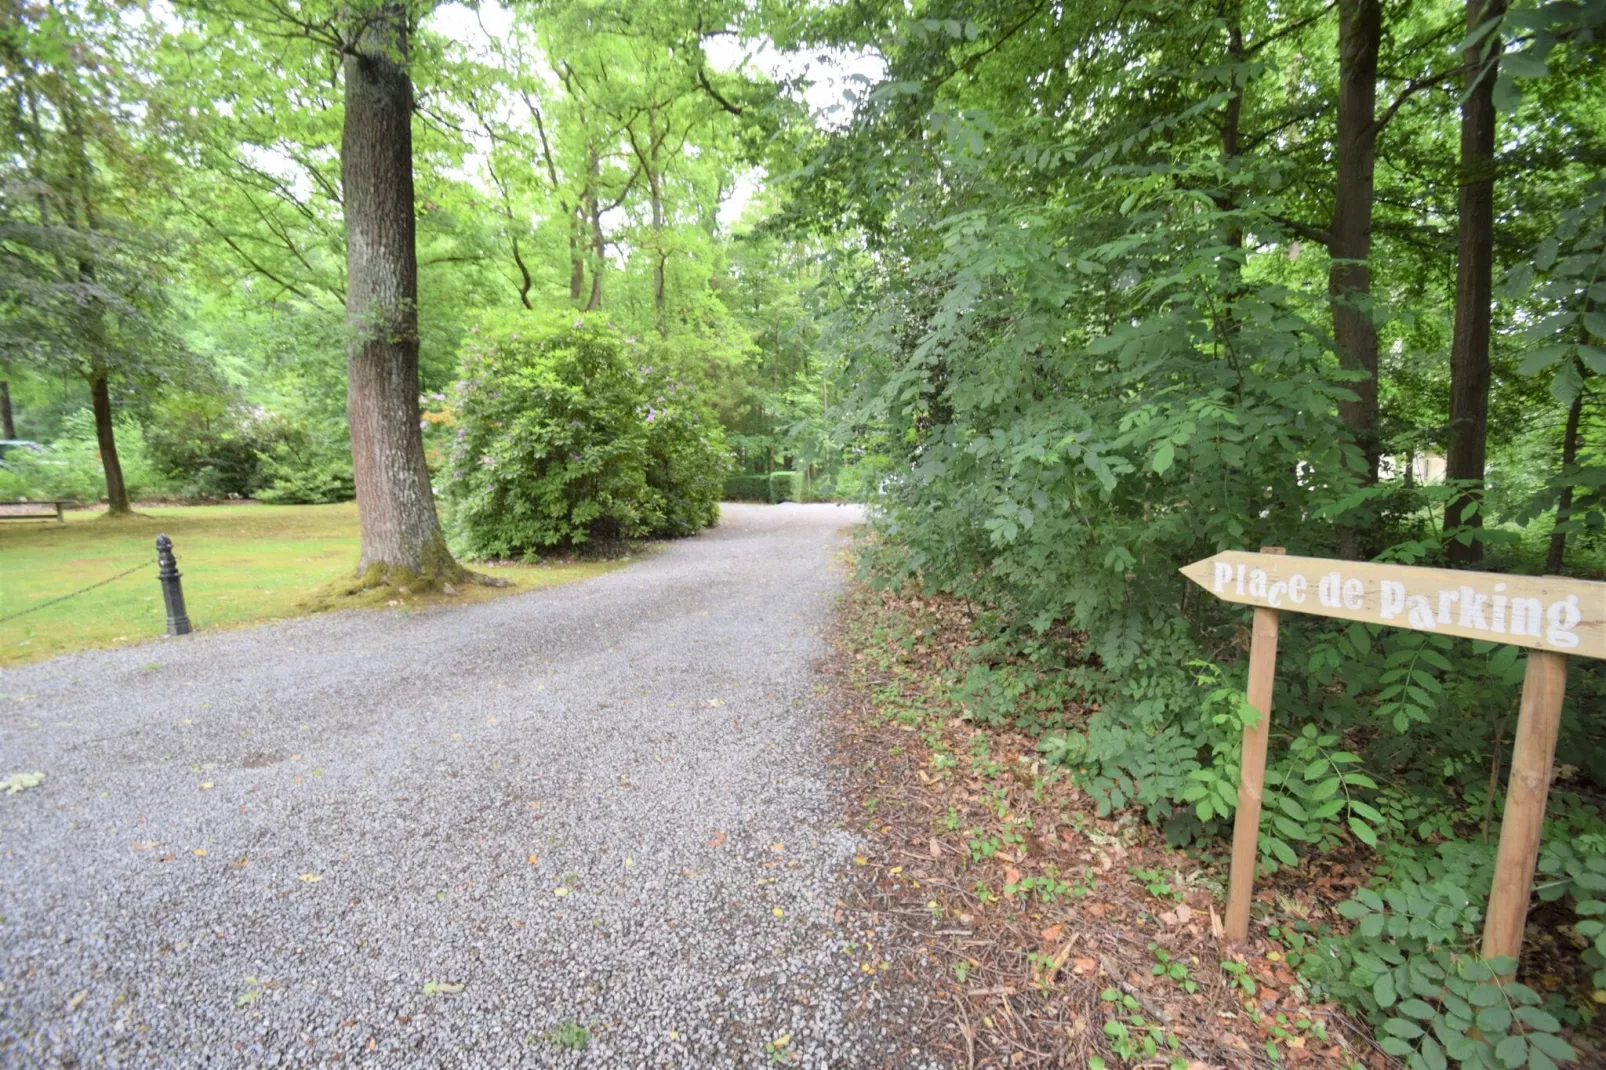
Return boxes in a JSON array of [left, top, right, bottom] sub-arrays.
[[826, 575, 1386, 1069]]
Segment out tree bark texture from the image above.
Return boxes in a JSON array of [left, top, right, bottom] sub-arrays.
[[586, 148, 604, 311], [0, 378, 14, 439], [90, 371, 129, 513], [569, 214, 586, 304], [1331, 0, 1382, 482], [341, 6, 456, 581], [1444, 0, 1505, 565], [1544, 372, 1584, 573]]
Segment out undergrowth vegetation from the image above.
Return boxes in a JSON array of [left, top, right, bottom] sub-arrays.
[[787, 2, 1606, 1065], [835, 570, 1603, 1068]]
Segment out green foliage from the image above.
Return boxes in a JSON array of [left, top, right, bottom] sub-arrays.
[[722, 470, 812, 503], [1312, 885, 1578, 1069], [442, 314, 725, 556], [144, 394, 286, 499], [782, 0, 1606, 1054], [724, 473, 772, 501], [640, 369, 730, 537], [0, 409, 165, 502], [254, 450, 354, 505]]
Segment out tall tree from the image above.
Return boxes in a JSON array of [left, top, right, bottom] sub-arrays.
[[173, 0, 467, 581], [341, 2, 457, 580], [1330, 0, 1382, 483], [0, 0, 174, 513], [1443, 0, 1507, 564]]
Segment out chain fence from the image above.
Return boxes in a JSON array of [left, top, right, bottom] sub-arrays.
[[0, 559, 155, 626]]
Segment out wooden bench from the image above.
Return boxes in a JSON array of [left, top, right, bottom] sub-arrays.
[[0, 500, 71, 523]]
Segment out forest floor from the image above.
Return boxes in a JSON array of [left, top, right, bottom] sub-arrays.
[[0, 502, 619, 667], [826, 578, 1385, 1070]]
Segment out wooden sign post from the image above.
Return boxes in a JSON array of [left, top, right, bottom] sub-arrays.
[[1180, 550, 1606, 963]]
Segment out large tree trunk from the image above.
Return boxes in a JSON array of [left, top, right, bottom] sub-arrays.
[[1443, 0, 1505, 565], [341, 5, 458, 583], [568, 214, 586, 304], [585, 148, 604, 311], [1331, 0, 1382, 483], [646, 114, 667, 327], [0, 376, 14, 439], [650, 162, 666, 324], [89, 370, 129, 514]]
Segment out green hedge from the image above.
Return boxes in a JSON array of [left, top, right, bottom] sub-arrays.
[[724, 471, 808, 503]]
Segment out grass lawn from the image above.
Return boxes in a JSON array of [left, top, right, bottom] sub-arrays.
[[0, 502, 623, 668]]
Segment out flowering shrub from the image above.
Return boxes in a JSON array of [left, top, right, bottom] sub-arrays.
[[440, 313, 727, 556]]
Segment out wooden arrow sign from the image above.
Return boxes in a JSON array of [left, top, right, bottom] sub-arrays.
[[1182, 548, 1605, 959], [1180, 551, 1606, 660]]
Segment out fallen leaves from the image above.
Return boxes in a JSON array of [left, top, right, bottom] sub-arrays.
[[298, 873, 321, 883], [553, 886, 569, 897], [707, 830, 727, 848], [198, 782, 215, 791], [1158, 903, 1194, 928], [527, 854, 540, 865], [421, 980, 465, 996], [2, 771, 44, 794]]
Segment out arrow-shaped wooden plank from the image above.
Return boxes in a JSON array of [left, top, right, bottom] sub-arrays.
[[1180, 551, 1606, 660]]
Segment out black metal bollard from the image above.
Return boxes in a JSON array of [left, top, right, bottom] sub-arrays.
[[156, 534, 193, 636]]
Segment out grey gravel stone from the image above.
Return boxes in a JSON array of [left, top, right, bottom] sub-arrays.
[[0, 504, 939, 1068]]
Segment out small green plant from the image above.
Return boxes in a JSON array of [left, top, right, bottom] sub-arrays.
[[1130, 866, 1184, 902], [1149, 944, 1198, 994], [539, 1021, 590, 1051], [1307, 883, 1579, 1068], [1097, 988, 1186, 1068], [1220, 958, 1257, 999], [236, 975, 265, 1008]]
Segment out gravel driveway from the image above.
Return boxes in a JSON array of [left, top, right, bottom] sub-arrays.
[[1, 503, 934, 1069]]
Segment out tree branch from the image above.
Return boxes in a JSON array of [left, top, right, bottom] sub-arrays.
[[696, 66, 744, 117], [1272, 215, 1334, 248]]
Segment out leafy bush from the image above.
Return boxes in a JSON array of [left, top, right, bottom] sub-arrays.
[[441, 313, 726, 556], [254, 451, 354, 504], [722, 470, 808, 503], [1306, 878, 1580, 1069], [252, 413, 354, 504], [0, 408, 170, 502], [642, 372, 728, 536], [145, 394, 269, 499], [770, 470, 804, 503], [724, 473, 772, 501]]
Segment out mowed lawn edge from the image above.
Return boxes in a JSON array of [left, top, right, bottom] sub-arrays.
[[0, 502, 626, 668]]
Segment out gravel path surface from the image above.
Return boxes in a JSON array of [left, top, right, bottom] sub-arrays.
[[1, 503, 935, 1069]]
